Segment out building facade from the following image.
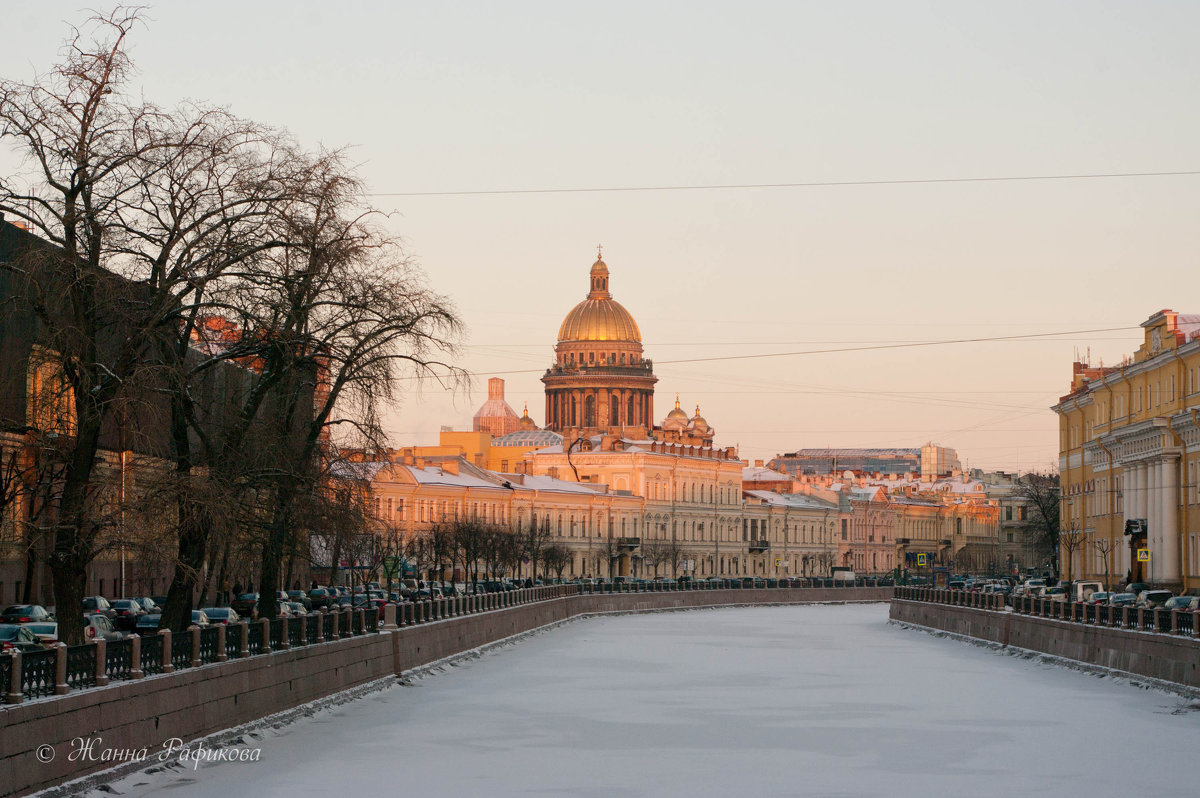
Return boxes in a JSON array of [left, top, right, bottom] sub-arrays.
[[1054, 310, 1200, 590]]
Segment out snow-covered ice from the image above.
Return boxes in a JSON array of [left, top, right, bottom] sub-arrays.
[[83, 604, 1199, 797]]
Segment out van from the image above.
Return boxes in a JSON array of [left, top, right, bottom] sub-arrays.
[[1071, 581, 1105, 603]]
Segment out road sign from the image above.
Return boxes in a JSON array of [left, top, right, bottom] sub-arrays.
[[382, 556, 401, 578], [774, 558, 781, 566], [917, 553, 927, 566], [1137, 548, 1150, 562]]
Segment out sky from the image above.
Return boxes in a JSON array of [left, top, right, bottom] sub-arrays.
[[4, 1, 1199, 472]]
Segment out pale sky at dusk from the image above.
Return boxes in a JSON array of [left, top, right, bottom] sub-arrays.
[[4, 1, 1199, 472]]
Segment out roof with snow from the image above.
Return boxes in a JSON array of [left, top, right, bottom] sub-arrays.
[[492, 429, 564, 448]]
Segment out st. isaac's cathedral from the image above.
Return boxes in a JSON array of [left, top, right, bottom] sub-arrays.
[[466, 252, 841, 578], [481, 251, 719, 450]]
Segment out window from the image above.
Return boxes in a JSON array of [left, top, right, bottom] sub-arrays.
[[28, 347, 76, 435]]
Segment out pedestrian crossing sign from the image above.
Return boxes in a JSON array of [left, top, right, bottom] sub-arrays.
[[917, 553, 927, 566], [1137, 548, 1150, 562]]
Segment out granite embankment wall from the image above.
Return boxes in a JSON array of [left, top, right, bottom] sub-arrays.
[[890, 599, 1200, 688], [2, 587, 887, 796]]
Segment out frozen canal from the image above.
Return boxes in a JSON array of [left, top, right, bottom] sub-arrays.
[[93, 603, 1199, 797]]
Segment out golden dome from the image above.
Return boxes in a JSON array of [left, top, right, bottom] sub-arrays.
[[690, 403, 709, 432], [556, 256, 642, 343]]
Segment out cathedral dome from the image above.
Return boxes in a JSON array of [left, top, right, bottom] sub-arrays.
[[690, 404, 710, 433], [556, 257, 642, 344], [663, 395, 689, 431]]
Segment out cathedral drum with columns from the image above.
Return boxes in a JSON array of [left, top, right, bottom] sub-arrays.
[[542, 253, 657, 439]]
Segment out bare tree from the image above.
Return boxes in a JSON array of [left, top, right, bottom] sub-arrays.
[[520, 516, 553, 584], [1059, 526, 1087, 584], [1092, 536, 1116, 590], [542, 543, 572, 581], [1017, 472, 1060, 572]]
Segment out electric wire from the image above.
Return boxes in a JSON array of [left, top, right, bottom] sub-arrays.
[[366, 170, 1200, 198]]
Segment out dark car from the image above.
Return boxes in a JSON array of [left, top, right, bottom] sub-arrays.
[[308, 588, 332, 609], [231, 593, 260, 618], [1, 604, 53, 623], [201, 607, 241, 624], [110, 599, 145, 631], [0, 624, 43, 653], [82, 596, 116, 619], [136, 614, 162, 632], [134, 597, 159, 613], [287, 590, 313, 610]]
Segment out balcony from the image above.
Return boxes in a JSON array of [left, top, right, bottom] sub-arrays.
[[896, 538, 911, 546], [749, 539, 769, 553], [617, 537, 641, 550]]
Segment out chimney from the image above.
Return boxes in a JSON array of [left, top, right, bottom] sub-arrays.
[[441, 459, 460, 476], [754, 459, 764, 468]]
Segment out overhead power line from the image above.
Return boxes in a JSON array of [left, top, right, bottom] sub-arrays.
[[402, 325, 1138, 380], [367, 170, 1200, 198]]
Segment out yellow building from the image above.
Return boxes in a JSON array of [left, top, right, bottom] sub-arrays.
[[1054, 310, 1200, 590]]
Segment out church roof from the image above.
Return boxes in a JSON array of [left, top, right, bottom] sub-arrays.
[[556, 256, 642, 343]]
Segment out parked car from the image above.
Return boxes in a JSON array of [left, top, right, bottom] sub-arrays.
[[1044, 587, 1067, 603], [1162, 596, 1200, 611], [134, 597, 160, 613], [307, 588, 332, 609], [1124, 582, 1150, 596], [231, 593, 260, 618], [0, 604, 53, 623], [1086, 591, 1112, 605], [1070, 581, 1105, 603], [286, 602, 308, 617], [83, 613, 122, 641], [191, 610, 211, 627], [0, 624, 43, 653], [1108, 592, 1138, 607], [136, 614, 161, 632], [22, 621, 58, 644], [287, 590, 312, 610], [200, 607, 241, 625], [1137, 590, 1174, 609], [82, 596, 116, 620], [110, 599, 146, 631]]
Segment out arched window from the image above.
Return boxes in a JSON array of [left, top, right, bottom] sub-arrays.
[[610, 394, 620, 425], [570, 396, 577, 426], [585, 394, 596, 427], [627, 394, 635, 425]]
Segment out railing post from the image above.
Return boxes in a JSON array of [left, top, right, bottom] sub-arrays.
[[259, 617, 271, 650], [54, 643, 69, 695], [94, 638, 109, 686], [129, 634, 144, 678], [278, 617, 291, 650], [6, 652, 22, 703], [191, 625, 203, 666], [383, 603, 398, 631], [159, 629, 174, 673], [216, 624, 228, 662], [1193, 610, 1200, 639], [1137, 607, 1145, 630], [356, 608, 366, 633], [315, 609, 325, 642], [237, 622, 250, 656], [1171, 608, 1179, 634]]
